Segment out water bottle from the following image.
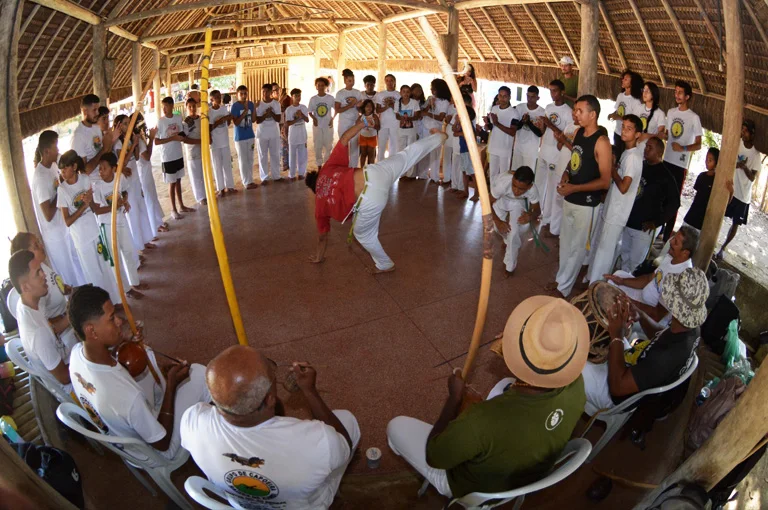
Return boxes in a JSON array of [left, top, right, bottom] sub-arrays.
[[695, 386, 711, 406], [0, 416, 22, 443]]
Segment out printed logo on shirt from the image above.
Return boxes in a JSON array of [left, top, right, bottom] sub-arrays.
[[78, 394, 109, 433], [570, 146, 583, 175], [636, 177, 646, 200], [54, 272, 66, 294], [641, 116, 648, 131], [223, 453, 266, 468], [316, 103, 330, 118], [617, 103, 626, 117], [92, 136, 102, 152], [549, 113, 560, 125], [225, 469, 280, 501], [545, 409, 565, 431], [670, 119, 684, 139], [73, 190, 89, 209], [104, 191, 115, 206], [74, 373, 96, 394], [184, 116, 198, 133]]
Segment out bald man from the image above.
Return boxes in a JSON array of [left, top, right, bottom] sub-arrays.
[[180, 346, 360, 509]]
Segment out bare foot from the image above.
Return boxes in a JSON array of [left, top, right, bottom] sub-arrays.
[[298, 175, 305, 180], [369, 266, 396, 274], [200, 199, 208, 206], [151, 237, 159, 242], [180, 206, 195, 213], [503, 269, 515, 279], [227, 188, 238, 193], [259, 180, 269, 186], [144, 243, 157, 249], [126, 289, 145, 299], [544, 281, 559, 291], [171, 212, 183, 220], [457, 192, 469, 199], [246, 182, 259, 189], [139, 254, 146, 264], [469, 194, 479, 202], [134, 283, 149, 290]]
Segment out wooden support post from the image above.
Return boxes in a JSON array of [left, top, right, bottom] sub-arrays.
[[188, 69, 194, 88], [377, 23, 387, 86], [336, 31, 347, 79], [132, 42, 142, 109], [154, 49, 162, 116], [442, 6, 460, 70], [92, 24, 107, 104], [165, 53, 172, 93], [0, 0, 39, 236], [313, 39, 321, 77], [578, 0, 599, 95], [694, 0, 744, 270]]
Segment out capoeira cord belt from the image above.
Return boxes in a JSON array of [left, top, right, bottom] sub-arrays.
[[98, 224, 115, 267], [527, 198, 550, 253], [343, 168, 370, 244]]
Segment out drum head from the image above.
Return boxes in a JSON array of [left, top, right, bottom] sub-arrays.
[[589, 281, 626, 327]]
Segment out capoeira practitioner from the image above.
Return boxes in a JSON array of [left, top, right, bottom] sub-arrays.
[[487, 86, 519, 186], [546, 95, 611, 298], [537, 80, 573, 229], [181, 99, 207, 205], [511, 86, 545, 171], [305, 117, 447, 273], [208, 90, 236, 196], [491, 166, 540, 277]]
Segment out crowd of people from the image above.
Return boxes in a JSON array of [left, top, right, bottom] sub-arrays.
[[4, 55, 761, 508]]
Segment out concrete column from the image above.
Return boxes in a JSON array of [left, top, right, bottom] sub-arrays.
[[92, 24, 107, 104], [131, 42, 141, 110], [0, 0, 39, 236], [153, 49, 161, 117], [377, 23, 387, 86], [442, 7, 459, 71], [578, 0, 599, 95]]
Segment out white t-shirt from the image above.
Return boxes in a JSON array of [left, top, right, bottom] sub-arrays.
[[491, 171, 540, 221], [40, 262, 68, 318], [57, 173, 100, 244], [17, 300, 68, 371], [374, 90, 401, 130], [91, 178, 129, 226], [68, 343, 169, 456], [395, 98, 419, 134], [488, 105, 519, 157], [663, 107, 703, 168], [71, 121, 104, 169], [285, 105, 309, 145], [539, 103, 573, 163], [637, 105, 667, 153], [734, 141, 761, 203], [614, 92, 643, 134], [603, 146, 643, 227], [180, 403, 351, 510], [557, 123, 581, 172], [256, 100, 282, 139], [513, 104, 546, 157], [157, 114, 184, 162], [308, 94, 336, 129], [32, 162, 68, 240], [182, 115, 202, 160], [423, 97, 450, 132], [208, 105, 231, 149], [335, 88, 360, 128], [641, 254, 693, 306]]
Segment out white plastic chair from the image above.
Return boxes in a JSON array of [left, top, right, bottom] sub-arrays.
[[581, 352, 699, 462], [184, 476, 236, 509], [5, 337, 74, 405], [6, 286, 19, 320], [56, 403, 193, 510], [438, 438, 592, 509]]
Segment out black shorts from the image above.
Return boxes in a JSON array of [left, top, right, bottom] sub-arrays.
[[162, 158, 184, 174], [725, 197, 750, 225]]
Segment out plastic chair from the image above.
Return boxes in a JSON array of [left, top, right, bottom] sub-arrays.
[[184, 476, 236, 509], [6, 286, 19, 320], [581, 352, 699, 462], [438, 438, 592, 509], [56, 403, 193, 510], [5, 337, 74, 405]]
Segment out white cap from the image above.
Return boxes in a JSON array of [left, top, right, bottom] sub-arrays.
[[559, 56, 575, 65]]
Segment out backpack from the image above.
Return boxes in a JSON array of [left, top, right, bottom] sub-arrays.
[[645, 483, 710, 510], [706, 266, 740, 310], [701, 296, 740, 355], [685, 377, 746, 458], [13, 442, 84, 508], [0, 279, 18, 334]]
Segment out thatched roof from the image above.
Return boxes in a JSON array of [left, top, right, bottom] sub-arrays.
[[15, 0, 768, 152]]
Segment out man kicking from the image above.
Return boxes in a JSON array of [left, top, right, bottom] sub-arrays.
[[306, 116, 447, 273]]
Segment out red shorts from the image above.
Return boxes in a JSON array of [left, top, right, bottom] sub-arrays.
[[359, 134, 377, 148]]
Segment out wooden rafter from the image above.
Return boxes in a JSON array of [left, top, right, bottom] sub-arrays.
[[19, 9, 56, 71], [501, 5, 538, 64], [165, 33, 332, 51], [478, 8, 517, 62], [691, 0, 727, 61], [459, 23, 485, 61], [597, 0, 625, 71], [626, 0, 667, 86], [742, 0, 768, 47], [522, 5, 557, 64], [405, 18, 434, 58], [462, 10, 500, 60], [659, 0, 707, 93], [573, 3, 610, 74], [41, 21, 90, 103], [455, 0, 575, 8], [545, 3, 578, 67], [395, 21, 427, 59], [27, 18, 78, 103], [20, 5, 41, 35]]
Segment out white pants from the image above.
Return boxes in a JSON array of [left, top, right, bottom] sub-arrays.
[[621, 227, 656, 273], [588, 220, 625, 284], [495, 212, 529, 273], [609, 270, 657, 307], [124, 170, 153, 250], [313, 126, 334, 167], [187, 158, 206, 203], [377, 127, 397, 160], [43, 233, 85, 286], [234, 139, 255, 185], [211, 145, 235, 191], [556, 201, 599, 296], [536, 158, 560, 223], [289, 144, 308, 178], [451, 150, 464, 190], [162, 363, 212, 460], [442, 144, 453, 184], [72, 232, 121, 305], [339, 121, 359, 164], [489, 153, 512, 187], [258, 135, 281, 182], [512, 146, 538, 172], [105, 221, 140, 287], [137, 159, 165, 233], [398, 130, 418, 177], [582, 362, 615, 416], [354, 134, 444, 270]]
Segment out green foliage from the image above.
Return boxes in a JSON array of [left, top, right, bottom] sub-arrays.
[[702, 129, 721, 150]]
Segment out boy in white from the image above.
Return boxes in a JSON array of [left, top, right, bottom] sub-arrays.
[[182, 98, 206, 204], [285, 88, 310, 180], [92, 153, 146, 299], [230, 85, 259, 189], [31, 130, 84, 285], [491, 167, 540, 276], [334, 69, 361, 164], [256, 83, 283, 183], [309, 77, 336, 168], [155, 97, 194, 219], [181, 346, 360, 510], [487, 86, 520, 186], [375, 74, 402, 160], [511, 86, 545, 171], [587, 115, 643, 283], [537, 81, 573, 218], [547, 121, 580, 236], [607, 71, 643, 155], [68, 285, 211, 460], [9, 250, 72, 391], [208, 90, 236, 195], [71, 94, 117, 180], [395, 84, 420, 176]]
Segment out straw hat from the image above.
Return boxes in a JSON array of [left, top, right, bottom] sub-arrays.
[[660, 268, 709, 329], [502, 296, 590, 388]]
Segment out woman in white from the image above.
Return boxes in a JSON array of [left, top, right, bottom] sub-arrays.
[[395, 84, 420, 177], [135, 124, 168, 234], [284, 89, 310, 180], [636, 81, 667, 154], [56, 150, 121, 306], [420, 79, 452, 183]]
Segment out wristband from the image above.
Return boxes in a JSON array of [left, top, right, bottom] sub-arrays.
[[610, 337, 624, 346]]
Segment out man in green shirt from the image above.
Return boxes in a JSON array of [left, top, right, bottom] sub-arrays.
[[560, 56, 579, 108], [387, 296, 589, 498]]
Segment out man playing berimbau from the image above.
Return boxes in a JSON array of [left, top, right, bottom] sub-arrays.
[[306, 115, 448, 273]]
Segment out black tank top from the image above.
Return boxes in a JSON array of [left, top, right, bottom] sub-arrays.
[[566, 127, 604, 207]]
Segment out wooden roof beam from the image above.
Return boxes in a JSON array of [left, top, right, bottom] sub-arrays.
[[459, 23, 486, 61], [659, 0, 707, 93], [626, 0, 667, 86], [171, 40, 315, 58], [21, 17, 71, 99], [462, 11, 500, 60], [501, 5, 539, 65], [545, 3, 578, 67], [743, 0, 768, 48], [597, 1, 625, 71], [573, 2, 610, 74], [479, 8, 518, 63], [456, 0, 579, 9], [165, 33, 333, 52], [522, 4, 557, 64]]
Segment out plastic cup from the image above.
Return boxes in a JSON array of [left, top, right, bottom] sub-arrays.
[[366, 447, 381, 469]]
